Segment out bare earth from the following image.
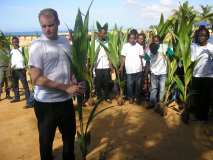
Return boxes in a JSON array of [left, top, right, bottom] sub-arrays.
[[0, 94, 213, 160]]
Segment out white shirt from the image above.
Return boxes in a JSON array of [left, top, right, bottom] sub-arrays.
[[10, 47, 25, 69], [29, 34, 72, 102], [121, 42, 144, 74], [149, 43, 168, 75], [95, 40, 110, 69], [208, 35, 213, 44], [191, 42, 213, 78]]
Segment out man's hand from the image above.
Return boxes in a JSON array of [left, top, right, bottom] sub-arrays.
[[118, 66, 123, 74], [70, 74, 78, 85], [65, 83, 85, 96]]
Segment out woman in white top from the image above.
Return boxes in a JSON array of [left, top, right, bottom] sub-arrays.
[[190, 27, 213, 121]]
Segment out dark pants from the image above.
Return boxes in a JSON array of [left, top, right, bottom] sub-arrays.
[[11, 69, 30, 101], [126, 72, 143, 100], [141, 71, 150, 101], [0, 68, 11, 96], [150, 74, 166, 105], [34, 99, 76, 160], [95, 69, 112, 100], [191, 77, 213, 121]]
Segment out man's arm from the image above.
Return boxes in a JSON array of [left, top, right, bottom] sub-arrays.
[[139, 55, 144, 71], [119, 55, 125, 72], [29, 66, 84, 95]]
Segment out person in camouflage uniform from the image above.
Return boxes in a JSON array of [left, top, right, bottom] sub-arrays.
[[0, 49, 12, 100]]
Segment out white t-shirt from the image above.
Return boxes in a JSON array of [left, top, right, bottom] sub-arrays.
[[10, 47, 25, 69], [208, 35, 213, 44], [121, 42, 144, 74], [191, 42, 213, 78], [95, 40, 110, 69], [29, 34, 72, 102], [149, 43, 168, 75]]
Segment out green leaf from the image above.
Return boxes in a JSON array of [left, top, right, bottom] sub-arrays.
[[96, 21, 102, 32], [103, 23, 108, 32]]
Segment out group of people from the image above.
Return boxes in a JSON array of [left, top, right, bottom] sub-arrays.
[[0, 36, 31, 107], [0, 7, 212, 160], [94, 27, 170, 109], [95, 25, 213, 124]]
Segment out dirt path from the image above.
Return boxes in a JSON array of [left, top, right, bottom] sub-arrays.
[[0, 96, 213, 160]]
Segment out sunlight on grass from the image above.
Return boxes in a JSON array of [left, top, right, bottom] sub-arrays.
[[201, 150, 213, 160], [143, 133, 163, 149], [164, 108, 182, 129]]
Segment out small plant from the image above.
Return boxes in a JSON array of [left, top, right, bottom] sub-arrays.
[[171, 2, 197, 108], [86, 31, 100, 106], [71, 1, 115, 159]]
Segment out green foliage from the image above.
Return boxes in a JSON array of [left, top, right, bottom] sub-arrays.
[[161, 1, 198, 105], [0, 31, 11, 64], [164, 58, 177, 103], [77, 99, 114, 159], [23, 47, 29, 67], [71, 8, 90, 82], [155, 13, 173, 42], [71, 1, 116, 159], [87, 32, 100, 95], [172, 2, 196, 103], [96, 21, 108, 32], [197, 4, 213, 24], [160, 1, 203, 105]]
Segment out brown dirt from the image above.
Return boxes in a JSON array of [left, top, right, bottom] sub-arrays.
[[0, 95, 213, 160]]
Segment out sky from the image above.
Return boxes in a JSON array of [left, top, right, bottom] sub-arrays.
[[0, 0, 212, 32]]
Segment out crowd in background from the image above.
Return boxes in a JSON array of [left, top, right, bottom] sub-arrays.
[[0, 36, 31, 108], [0, 24, 213, 122]]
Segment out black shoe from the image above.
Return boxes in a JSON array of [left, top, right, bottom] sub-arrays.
[[145, 104, 154, 109], [23, 104, 33, 109], [181, 111, 189, 124], [154, 103, 161, 113], [10, 99, 20, 103], [6, 95, 13, 99], [105, 99, 112, 104], [129, 98, 134, 104], [154, 103, 165, 115]]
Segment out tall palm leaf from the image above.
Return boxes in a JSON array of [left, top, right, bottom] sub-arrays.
[[71, 1, 116, 159], [171, 2, 197, 105]]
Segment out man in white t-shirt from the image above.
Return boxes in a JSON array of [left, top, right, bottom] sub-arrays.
[[28, 8, 84, 160], [190, 27, 213, 121], [94, 27, 112, 102], [120, 31, 144, 104], [147, 35, 168, 108], [10, 36, 31, 106]]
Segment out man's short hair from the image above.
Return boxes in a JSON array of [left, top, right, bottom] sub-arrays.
[[38, 8, 59, 24], [138, 33, 146, 40], [152, 35, 161, 43], [12, 36, 19, 41], [127, 29, 138, 40]]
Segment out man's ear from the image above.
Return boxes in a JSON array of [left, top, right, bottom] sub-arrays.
[[57, 19, 60, 26]]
